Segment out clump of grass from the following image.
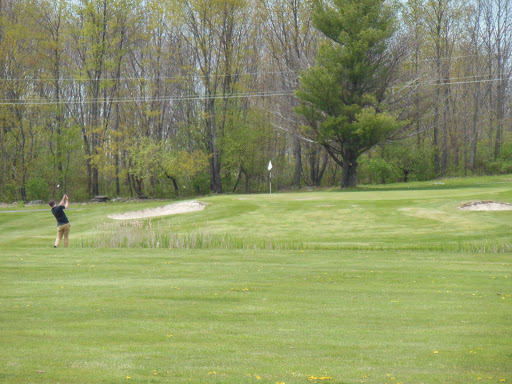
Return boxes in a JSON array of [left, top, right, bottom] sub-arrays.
[[456, 239, 512, 253], [81, 220, 305, 250], [306, 241, 512, 253], [81, 220, 512, 253]]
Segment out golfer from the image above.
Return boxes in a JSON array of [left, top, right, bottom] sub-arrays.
[[49, 194, 70, 248]]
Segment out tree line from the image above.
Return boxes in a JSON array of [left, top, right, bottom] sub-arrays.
[[0, 0, 510, 202]]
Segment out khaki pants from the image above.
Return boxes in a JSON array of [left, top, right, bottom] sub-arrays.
[[55, 223, 70, 248]]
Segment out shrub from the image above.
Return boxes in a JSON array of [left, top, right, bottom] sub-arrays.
[[363, 157, 401, 184], [25, 178, 49, 201], [193, 173, 210, 194]]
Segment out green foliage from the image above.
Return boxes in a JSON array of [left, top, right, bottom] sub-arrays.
[[126, 138, 159, 181], [378, 140, 437, 182], [24, 178, 50, 201], [221, 107, 276, 192], [359, 156, 401, 184], [164, 150, 209, 183], [192, 173, 210, 194], [351, 108, 402, 150], [296, 0, 402, 187], [1, 0, 511, 200], [488, 142, 512, 175], [126, 137, 209, 196]]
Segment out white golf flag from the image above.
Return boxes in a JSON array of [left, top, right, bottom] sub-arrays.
[[268, 161, 272, 171]]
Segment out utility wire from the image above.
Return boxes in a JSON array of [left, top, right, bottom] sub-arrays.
[[0, 51, 505, 83], [0, 91, 295, 106], [0, 73, 507, 106], [0, 70, 298, 84], [395, 76, 506, 90], [403, 51, 505, 64]]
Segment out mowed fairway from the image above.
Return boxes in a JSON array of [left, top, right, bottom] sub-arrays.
[[0, 176, 511, 383]]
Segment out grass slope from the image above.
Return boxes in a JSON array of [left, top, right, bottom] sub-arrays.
[[0, 176, 511, 383], [3, 175, 512, 251]]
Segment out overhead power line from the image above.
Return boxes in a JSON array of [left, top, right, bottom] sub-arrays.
[[400, 77, 506, 89], [0, 70, 299, 84], [0, 91, 295, 106], [403, 51, 505, 65], [0, 51, 505, 84], [0, 74, 507, 106]]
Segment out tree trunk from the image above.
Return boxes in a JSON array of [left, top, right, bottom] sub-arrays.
[[233, 166, 244, 193], [463, 97, 468, 176], [244, 168, 249, 193], [308, 144, 328, 186], [317, 150, 329, 185], [469, 88, 480, 172], [309, 147, 317, 186], [206, 96, 222, 193], [115, 153, 120, 196], [127, 172, 134, 198], [165, 173, 179, 197], [433, 88, 440, 174], [402, 168, 409, 183], [293, 135, 301, 188], [92, 167, 99, 196], [341, 148, 358, 189], [441, 85, 449, 174], [133, 176, 143, 197], [495, 55, 504, 160]]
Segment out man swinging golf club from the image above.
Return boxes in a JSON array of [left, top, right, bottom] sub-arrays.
[[49, 194, 70, 248]]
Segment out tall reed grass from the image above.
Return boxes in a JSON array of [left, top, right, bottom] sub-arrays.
[[81, 220, 512, 253], [81, 220, 305, 250]]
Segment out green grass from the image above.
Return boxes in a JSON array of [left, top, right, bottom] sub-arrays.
[[1, 175, 511, 383]]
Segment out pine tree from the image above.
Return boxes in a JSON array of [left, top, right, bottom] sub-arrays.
[[296, 0, 402, 188]]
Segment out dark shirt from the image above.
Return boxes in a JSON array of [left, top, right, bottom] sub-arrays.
[[51, 205, 69, 226]]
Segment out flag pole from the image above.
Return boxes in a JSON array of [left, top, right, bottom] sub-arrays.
[[268, 161, 273, 194]]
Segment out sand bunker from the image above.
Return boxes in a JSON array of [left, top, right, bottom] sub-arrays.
[[108, 200, 206, 220], [459, 201, 512, 211]]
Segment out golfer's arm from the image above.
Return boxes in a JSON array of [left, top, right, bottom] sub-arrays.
[[59, 196, 68, 208]]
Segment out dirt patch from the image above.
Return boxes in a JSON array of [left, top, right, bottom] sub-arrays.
[[459, 201, 512, 211], [108, 200, 207, 220]]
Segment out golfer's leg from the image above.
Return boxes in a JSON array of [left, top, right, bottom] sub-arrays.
[[55, 226, 64, 247], [63, 224, 70, 248]]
